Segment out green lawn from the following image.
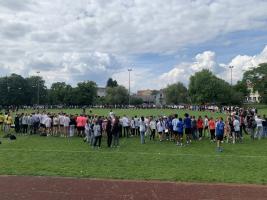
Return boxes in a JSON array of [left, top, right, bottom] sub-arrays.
[[1, 134, 267, 184], [17, 108, 226, 119], [1, 108, 267, 184]]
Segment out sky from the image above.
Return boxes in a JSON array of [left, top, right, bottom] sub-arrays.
[[0, 0, 267, 92]]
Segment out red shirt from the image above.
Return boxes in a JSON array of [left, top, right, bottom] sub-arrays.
[[208, 120, 216, 130], [197, 119, 203, 129]]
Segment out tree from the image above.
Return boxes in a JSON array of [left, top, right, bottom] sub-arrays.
[[130, 96, 144, 105], [243, 63, 267, 103], [76, 81, 97, 105], [188, 69, 240, 105], [106, 78, 118, 88], [105, 86, 128, 105], [26, 76, 47, 105], [49, 82, 71, 105], [164, 82, 188, 104]]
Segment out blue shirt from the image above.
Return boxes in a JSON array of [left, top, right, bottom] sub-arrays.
[[216, 121, 225, 136], [177, 121, 184, 133], [184, 117, 192, 129]]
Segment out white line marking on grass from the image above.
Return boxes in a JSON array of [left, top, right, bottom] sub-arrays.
[[0, 148, 267, 159]]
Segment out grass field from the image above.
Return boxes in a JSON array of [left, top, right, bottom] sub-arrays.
[[1, 108, 267, 185], [17, 108, 227, 118]]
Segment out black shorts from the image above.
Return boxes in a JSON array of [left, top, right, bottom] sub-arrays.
[[173, 131, 178, 135], [158, 132, 162, 135], [210, 129, 215, 135], [177, 131, 183, 136], [40, 124, 46, 128], [185, 128, 191, 135], [216, 135, 223, 141], [77, 126, 85, 131]]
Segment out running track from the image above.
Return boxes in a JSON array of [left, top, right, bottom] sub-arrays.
[[1, 176, 267, 200]]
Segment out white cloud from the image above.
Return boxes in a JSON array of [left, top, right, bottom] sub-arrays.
[[157, 45, 267, 89], [0, 0, 267, 89]]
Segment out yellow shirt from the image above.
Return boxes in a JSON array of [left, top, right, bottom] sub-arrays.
[[6, 116, 13, 125], [0, 115, 4, 123]]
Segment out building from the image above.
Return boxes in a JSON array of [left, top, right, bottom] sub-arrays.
[[136, 89, 166, 106], [97, 87, 106, 97], [246, 81, 261, 103], [155, 89, 166, 106]]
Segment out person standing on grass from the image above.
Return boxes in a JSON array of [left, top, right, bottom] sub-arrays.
[[122, 115, 129, 137], [44, 115, 52, 136], [215, 117, 225, 152], [233, 116, 240, 144], [112, 117, 120, 147], [69, 115, 76, 137], [197, 116, 204, 140], [156, 117, 164, 142], [172, 114, 179, 143], [134, 116, 140, 136], [255, 115, 263, 140], [191, 116, 197, 140], [130, 117, 135, 136], [149, 116, 156, 141], [0, 112, 4, 131], [22, 113, 29, 135], [204, 115, 209, 138], [58, 113, 65, 136], [184, 113, 192, 144], [63, 114, 70, 138], [93, 120, 102, 148], [177, 118, 184, 146], [262, 115, 267, 138], [208, 117, 216, 142], [139, 116, 147, 144], [106, 117, 112, 147], [53, 114, 59, 136]]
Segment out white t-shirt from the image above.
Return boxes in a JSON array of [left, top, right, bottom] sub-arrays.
[[59, 115, 65, 125], [172, 118, 179, 131], [150, 120, 156, 130], [157, 121, 164, 132], [44, 117, 52, 128], [122, 117, 129, 127], [53, 117, 59, 125], [63, 116, 70, 127], [139, 120, 146, 132], [233, 119, 240, 131], [255, 117, 263, 127]]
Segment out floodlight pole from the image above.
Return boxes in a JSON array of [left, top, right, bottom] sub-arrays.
[[37, 71, 40, 106], [128, 68, 132, 107], [229, 66, 234, 86]]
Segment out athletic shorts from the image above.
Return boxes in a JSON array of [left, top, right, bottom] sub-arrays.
[[77, 126, 85, 131], [158, 131, 162, 135], [185, 128, 191, 135], [40, 124, 46, 128], [177, 131, 183, 136], [210, 129, 215, 135], [173, 131, 178, 135], [216, 135, 223, 141]]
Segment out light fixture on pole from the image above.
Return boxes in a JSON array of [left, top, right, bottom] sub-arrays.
[[229, 66, 234, 86], [128, 68, 132, 107]]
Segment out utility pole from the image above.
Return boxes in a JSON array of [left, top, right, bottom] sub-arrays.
[[128, 68, 132, 107], [229, 66, 234, 86], [37, 71, 40, 106]]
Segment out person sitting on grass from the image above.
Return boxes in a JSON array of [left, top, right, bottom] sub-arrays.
[[216, 117, 225, 152]]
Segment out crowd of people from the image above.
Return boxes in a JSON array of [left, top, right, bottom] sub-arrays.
[[0, 108, 266, 152]]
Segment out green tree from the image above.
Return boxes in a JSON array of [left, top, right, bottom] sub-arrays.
[[130, 96, 144, 105], [188, 69, 240, 105], [76, 81, 97, 105], [105, 86, 128, 105], [106, 78, 118, 88], [243, 63, 267, 103], [164, 82, 188, 104], [26, 76, 47, 105]]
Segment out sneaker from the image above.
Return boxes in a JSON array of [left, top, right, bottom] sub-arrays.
[[176, 142, 180, 146]]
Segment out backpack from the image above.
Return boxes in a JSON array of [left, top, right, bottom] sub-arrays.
[[9, 135, 16, 140]]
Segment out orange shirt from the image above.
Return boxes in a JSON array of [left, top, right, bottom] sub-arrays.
[[208, 120, 215, 130]]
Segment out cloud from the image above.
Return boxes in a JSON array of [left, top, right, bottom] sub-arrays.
[[157, 45, 267, 89], [0, 0, 267, 89]]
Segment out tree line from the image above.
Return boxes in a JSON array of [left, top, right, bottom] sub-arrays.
[[0, 63, 266, 106]]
